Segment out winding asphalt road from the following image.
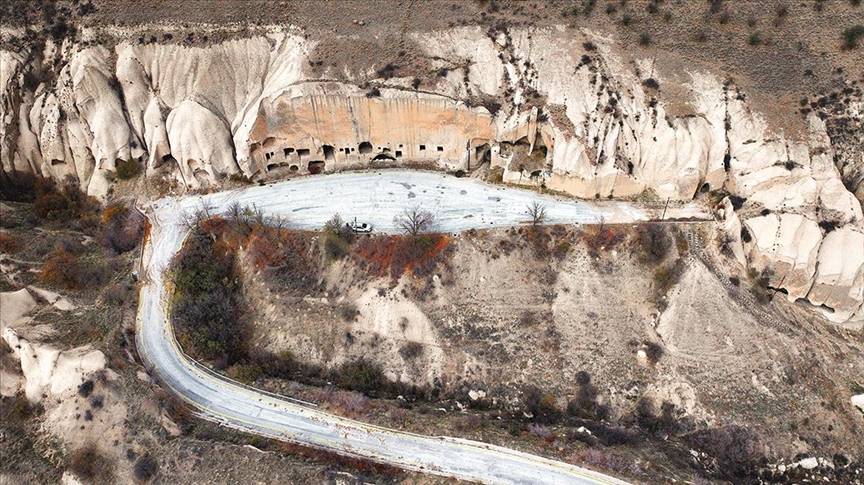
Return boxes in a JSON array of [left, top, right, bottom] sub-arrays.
[[136, 170, 708, 484]]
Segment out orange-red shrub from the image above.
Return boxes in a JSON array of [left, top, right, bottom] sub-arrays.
[[354, 233, 450, 279]]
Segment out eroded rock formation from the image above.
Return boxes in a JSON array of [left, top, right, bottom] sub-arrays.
[[1, 25, 861, 325]]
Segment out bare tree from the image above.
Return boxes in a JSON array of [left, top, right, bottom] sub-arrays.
[[527, 200, 547, 225], [394, 206, 435, 237], [181, 202, 216, 231], [324, 213, 355, 241]]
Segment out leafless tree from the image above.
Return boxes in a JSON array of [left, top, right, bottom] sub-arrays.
[[527, 200, 547, 225], [394, 206, 435, 237], [324, 213, 355, 241], [181, 202, 216, 231]]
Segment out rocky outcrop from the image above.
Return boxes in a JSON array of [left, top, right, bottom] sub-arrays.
[[0, 288, 108, 403], [1, 25, 862, 324]]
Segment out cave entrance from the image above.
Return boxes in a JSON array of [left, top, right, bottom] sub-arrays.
[[323, 145, 335, 162], [372, 153, 396, 161], [474, 143, 491, 164], [308, 161, 325, 174], [358, 142, 373, 154]]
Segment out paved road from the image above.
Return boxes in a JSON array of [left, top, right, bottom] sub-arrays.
[[137, 170, 708, 484]]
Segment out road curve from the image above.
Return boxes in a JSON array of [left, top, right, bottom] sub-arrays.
[[137, 170, 707, 484]]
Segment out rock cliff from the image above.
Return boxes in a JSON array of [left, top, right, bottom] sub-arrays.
[[1, 25, 861, 325]]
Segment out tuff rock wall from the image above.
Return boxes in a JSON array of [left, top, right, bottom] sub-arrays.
[[0, 26, 861, 325]]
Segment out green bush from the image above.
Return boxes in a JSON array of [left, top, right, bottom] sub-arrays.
[[170, 229, 248, 365]]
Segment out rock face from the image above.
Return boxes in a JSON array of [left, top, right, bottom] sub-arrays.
[[0, 288, 108, 403], [1, 25, 862, 324]]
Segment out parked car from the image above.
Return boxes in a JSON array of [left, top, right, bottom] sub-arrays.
[[346, 218, 373, 233]]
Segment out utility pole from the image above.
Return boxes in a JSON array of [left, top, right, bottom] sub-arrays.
[[466, 140, 471, 172], [661, 197, 670, 221]]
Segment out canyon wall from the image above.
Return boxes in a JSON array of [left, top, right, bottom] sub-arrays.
[[0, 26, 861, 326]]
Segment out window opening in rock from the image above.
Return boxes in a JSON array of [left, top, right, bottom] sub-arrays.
[[323, 145, 335, 161], [284, 148, 294, 156], [395, 151, 402, 158], [437, 146, 444, 152], [419, 145, 426, 151], [297, 148, 311, 157], [358, 142, 373, 154]]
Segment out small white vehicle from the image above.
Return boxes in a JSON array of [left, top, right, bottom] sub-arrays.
[[346, 218, 373, 233]]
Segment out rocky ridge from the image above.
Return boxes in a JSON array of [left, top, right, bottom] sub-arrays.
[[0, 25, 861, 325]]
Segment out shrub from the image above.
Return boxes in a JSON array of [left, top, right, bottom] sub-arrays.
[[323, 214, 354, 261], [581, 225, 627, 258], [747, 32, 763, 46], [566, 372, 609, 422], [522, 386, 563, 424], [33, 178, 101, 228], [642, 341, 664, 363], [642, 78, 660, 90], [341, 302, 359, 322], [336, 360, 384, 395], [100, 204, 145, 254], [247, 226, 319, 292], [249, 349, 297, 379], [226, 363, 263, 383], [633, 224, 671, 265], [41, 250, 110, 291], [842, 25, 864, 49], [69, 446, 114, 484], [684, 425, 764, 479], [115, 159, 141, 180], [639, 32, 652, 46], [133, 454, 159, 482], [634, 398, 681, 436], [728, 195, 747, 210], [171, 228, 248, 365], [0, 233, 23, 253], [399, 341, 424, 360], [353, 233, 450, 279], [652, 259, 684, 299], [77, 380, 94, 397]]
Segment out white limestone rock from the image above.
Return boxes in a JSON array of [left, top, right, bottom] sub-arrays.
[[805, 227, 864, 325], [743, 213, 822, 301]]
